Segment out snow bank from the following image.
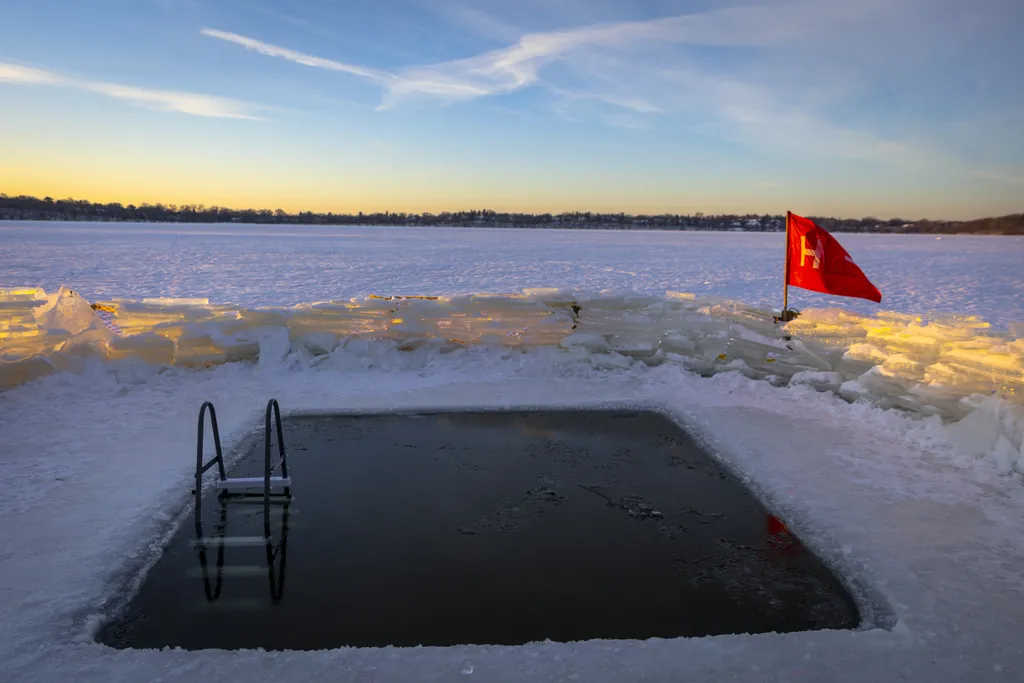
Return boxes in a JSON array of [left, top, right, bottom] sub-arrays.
[[2, 286, 1022, 476], [2, 338, 1024, 683]]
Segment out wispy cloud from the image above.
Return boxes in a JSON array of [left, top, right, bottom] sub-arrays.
[[545, 86, 663, 114], [197, 6, 914, 161], [201, 28, 391, 82], [424, 0, 522, 43], [967, 167, 1024, 186], [148, 0, 206, 10], [199, 1, 891, 114], [250, 6, 343, 42], [0, 62, 264, 119], [371, 0, 891, 108], [197, 0, 1016, 176], [0, 63, 65, 85], [602, 115, 652, 131], [83, 82, 262, 119], [658, 66, 942, 166]]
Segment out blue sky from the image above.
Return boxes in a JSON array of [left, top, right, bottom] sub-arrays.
[[1, 0, 1022, 219]]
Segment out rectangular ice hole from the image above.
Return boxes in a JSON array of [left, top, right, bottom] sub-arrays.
[[98, 410, 860, 651]]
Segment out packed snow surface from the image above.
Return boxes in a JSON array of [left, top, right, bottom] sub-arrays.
[[2, 223, 1024, 682], [3, 344, 1024, 682]]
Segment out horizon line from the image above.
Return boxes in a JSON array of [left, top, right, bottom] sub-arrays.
[[1, 192, 1018, 224]]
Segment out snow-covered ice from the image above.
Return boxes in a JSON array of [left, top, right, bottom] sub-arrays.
[[1, 223, 1024, 681], [2, 222, 1022, 325]]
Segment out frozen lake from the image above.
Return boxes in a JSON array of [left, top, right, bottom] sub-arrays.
[[2, 220, 1024, 683], [1, 221, 1021, 325]]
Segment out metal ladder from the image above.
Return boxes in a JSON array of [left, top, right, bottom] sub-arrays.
[[192, 497, 291, 603], [194, 398, 292, 538], [192, 399, 292, 602]]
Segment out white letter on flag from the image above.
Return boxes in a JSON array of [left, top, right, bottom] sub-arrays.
[[800, 236, 823, 270]]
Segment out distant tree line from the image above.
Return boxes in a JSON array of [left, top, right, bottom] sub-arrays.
[[0, 193, 1020, 234]]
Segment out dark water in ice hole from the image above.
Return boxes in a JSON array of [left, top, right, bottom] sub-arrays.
[[98, 411, 859, 650]]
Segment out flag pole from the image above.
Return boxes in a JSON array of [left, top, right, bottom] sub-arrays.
[[781, 210, 791, 321]]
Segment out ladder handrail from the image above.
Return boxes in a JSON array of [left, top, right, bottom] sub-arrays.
[[195, 401, 226, 535], [191, 398, 293, 603], [195, 502, 228, 601], [264, 502, 290, 603], [263, 398, 290, 539]]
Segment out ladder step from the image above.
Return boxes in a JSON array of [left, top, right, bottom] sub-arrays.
[[218, 477, 291, 491], [187, 565, 271, 578], [186, 597, 269, 611], [191, 536, 268, 548], [226, 497, 296, 506]]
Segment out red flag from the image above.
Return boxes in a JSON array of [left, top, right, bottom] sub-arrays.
[[786, 212, 881, 303]]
